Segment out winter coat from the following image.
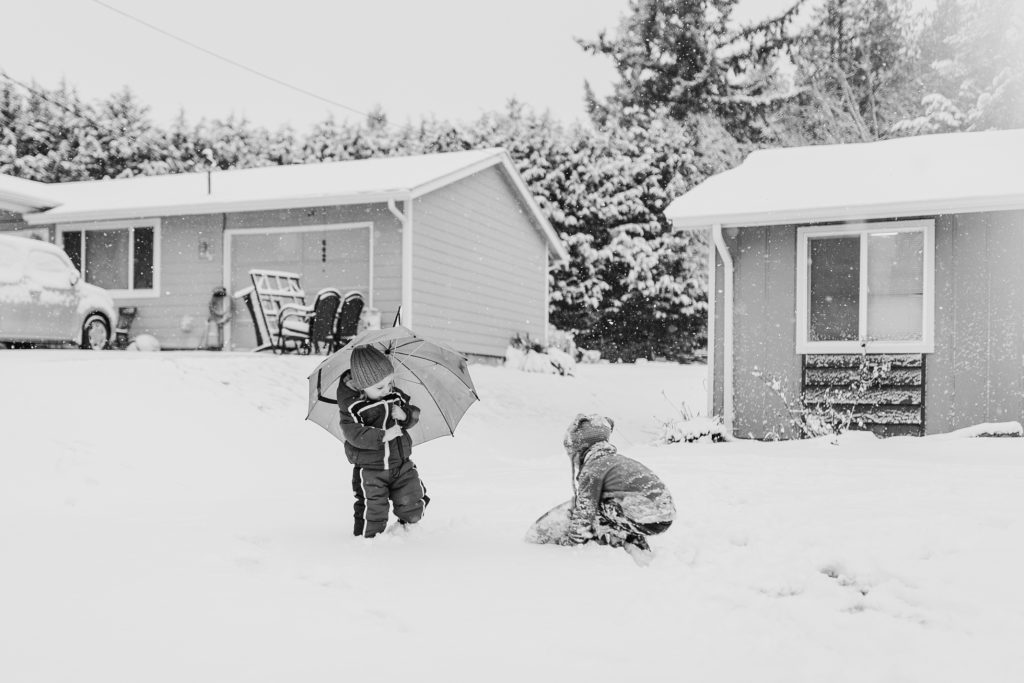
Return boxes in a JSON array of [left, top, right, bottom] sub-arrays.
[[563, 441, 675, 545], [336, 370, 420, 470]]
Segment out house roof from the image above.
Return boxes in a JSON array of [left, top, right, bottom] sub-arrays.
[[666, 129, 1024, 229], [10, 148, 568, 261], [0, 174, 61, 213]]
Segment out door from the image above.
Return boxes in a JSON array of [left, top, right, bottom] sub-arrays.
[[25, 248, 79, 342], [228, 226, 372, 350]]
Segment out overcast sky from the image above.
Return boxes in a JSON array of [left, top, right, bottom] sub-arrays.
[[1, 0, 920, 131]]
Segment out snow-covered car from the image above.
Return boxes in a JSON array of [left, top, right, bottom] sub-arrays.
[[0, 234, 117, 349]]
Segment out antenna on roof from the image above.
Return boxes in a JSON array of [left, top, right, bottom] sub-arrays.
[[201, 148, 215, 195]]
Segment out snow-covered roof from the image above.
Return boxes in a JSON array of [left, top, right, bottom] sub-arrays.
[[10, 148, 567, 261], [0, 174, 61, 213], [666, 129, 1024, 229]]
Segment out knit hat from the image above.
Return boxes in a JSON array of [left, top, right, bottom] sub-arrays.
[[349, 345, 394, 390], [563, 413, 615, 457]]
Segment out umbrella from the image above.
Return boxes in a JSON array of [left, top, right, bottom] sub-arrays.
[[306, 325, 479, 447]]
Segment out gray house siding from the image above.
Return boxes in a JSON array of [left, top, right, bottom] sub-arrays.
[[727, 227, 802, 439], [56, 203, 402, 350], [717, 209, 1024, 439], [927, 210, 1024, 431], [0, 210, 29, 230], [412, 165, 548, 358], [122, 214, 223, 348], [0, 212, 49, 239]]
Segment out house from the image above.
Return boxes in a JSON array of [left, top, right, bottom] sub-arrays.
[[665, 129, 1024, 439], [0, 148, 568, 357]]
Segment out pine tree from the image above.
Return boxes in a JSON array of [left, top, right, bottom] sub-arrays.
[[782, 0, 922, 143], [891, 0, 1024, 135], [578, 0, 806, 142]]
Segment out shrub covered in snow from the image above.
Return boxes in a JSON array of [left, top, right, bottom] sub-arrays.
[[504, 333, 575, 376], [656, 398, 727, 444]]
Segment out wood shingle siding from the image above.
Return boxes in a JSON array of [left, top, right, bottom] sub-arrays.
[[412, 166, 548, 358], [803, 354, 925, 436]]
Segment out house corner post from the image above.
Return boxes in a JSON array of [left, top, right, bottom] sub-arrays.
[[711, 223, 735, 436]]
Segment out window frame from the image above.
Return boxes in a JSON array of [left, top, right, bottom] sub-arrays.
[[796, 219, 935, 354], [57, 219, 161, 298]]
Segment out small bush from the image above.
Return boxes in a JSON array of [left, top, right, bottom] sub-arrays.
[[656, 396, 727, 444]]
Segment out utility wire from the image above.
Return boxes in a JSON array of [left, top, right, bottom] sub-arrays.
[[88, 0, 384, 124], [0, 71, 108, 131]]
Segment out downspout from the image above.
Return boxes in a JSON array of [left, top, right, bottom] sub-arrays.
[[711, 223, 735, 436], [705, 227, 716, 417], [220, 212, 231, 349], [387, 197, 412, 329]]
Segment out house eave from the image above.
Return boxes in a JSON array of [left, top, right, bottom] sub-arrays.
[[670, 194, 1024, 231], [0, 199, 42, 214], [22, 191, 411, 225], [0, 195, 60, 214]]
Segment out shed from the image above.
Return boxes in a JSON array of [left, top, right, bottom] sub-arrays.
[[665, 129, 1024, 438], [0, 149, 568, 357]]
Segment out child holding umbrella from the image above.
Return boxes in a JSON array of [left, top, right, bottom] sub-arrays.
[[337, 345, 430, 538]]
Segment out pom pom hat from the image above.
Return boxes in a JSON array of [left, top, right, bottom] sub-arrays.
[[349, 345, 395, 390]]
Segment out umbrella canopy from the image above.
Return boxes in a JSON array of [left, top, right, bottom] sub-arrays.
[[306, 326, 479, 447]]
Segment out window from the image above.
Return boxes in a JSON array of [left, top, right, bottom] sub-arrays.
[[59, 220, 160, 297], [28, 250, 75, 289], [796, 220, 934, 354], [0, 243, 23, 285]]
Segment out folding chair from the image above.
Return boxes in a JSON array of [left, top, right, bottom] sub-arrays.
[[331, 291, 365, 351], [279, 287, 342, 354]]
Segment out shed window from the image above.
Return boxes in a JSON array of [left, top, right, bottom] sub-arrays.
[[797, 220, 934, 354], [59, 220, 160, 297]]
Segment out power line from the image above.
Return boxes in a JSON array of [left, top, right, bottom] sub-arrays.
[[87, 0, 385, 125], [0, 71, 108, 131]]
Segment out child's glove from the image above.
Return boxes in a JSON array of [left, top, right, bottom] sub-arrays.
[[391, 405, 407, 422], [383, 425, 404, 442]]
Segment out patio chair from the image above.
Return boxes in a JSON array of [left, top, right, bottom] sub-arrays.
[[235, 269, 306, 352], [279, 287, 342, 354], [331, 291, 365, 351]]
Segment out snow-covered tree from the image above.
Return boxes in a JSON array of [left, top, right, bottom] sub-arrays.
[[891, 0, 1024, 135], [578, 0, 806, 142], [773, 0, 922, 143]]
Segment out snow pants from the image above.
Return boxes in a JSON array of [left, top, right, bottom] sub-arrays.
[[593, 500, 671, 549], [352, 460, 430, 538]]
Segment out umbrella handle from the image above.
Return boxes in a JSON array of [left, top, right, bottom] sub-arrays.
[[317, 370, 338, 405]]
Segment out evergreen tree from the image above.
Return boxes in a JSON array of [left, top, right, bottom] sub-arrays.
[[781, 0, 922, 143], [88, 87, 166, 178], [891, 0, 1024, 135], [578, 0, 806, 142]]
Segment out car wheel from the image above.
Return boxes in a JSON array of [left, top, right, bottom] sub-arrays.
[[81, 314, 110, 350]]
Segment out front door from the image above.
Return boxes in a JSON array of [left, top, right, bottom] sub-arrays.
[[228, 226, 372, 350]]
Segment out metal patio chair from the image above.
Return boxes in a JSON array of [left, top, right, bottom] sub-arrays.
[[279, 287, 342, 354], [331, 291, 365, 351]]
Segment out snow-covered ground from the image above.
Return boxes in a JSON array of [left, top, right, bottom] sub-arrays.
[[2, 351, 1023, 682]]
